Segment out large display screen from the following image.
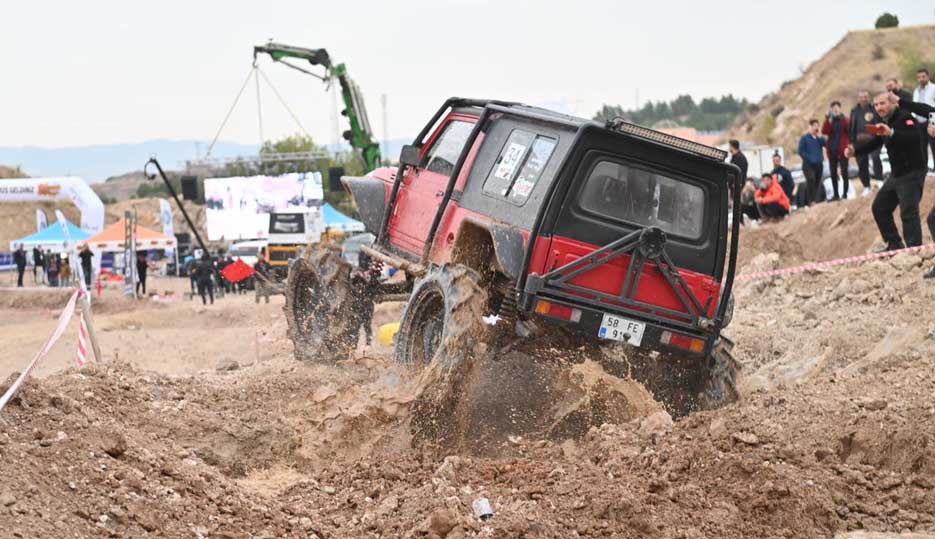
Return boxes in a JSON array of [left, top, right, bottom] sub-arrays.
[[203, 172, 323, 241]]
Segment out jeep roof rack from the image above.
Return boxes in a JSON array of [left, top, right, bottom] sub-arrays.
[[604, 117, 728, 162]]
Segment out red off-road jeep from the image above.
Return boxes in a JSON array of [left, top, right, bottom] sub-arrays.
[[286, 98, 742, 413]]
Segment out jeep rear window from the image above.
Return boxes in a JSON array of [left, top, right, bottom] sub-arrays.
[[483, 129, 557, 204], [579, 161, 705, 240], [425, 120, 473, 176]]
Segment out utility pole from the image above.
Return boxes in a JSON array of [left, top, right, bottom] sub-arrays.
[[381, 93, 388, 164]]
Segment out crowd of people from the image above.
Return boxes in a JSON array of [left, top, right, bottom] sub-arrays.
[[736, 68, 935, 278], [11, 244, 95, 289]]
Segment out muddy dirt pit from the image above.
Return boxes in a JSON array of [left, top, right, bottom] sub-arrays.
[[3, 190, 935, 537]]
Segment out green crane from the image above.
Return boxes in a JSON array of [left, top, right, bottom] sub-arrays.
[[253, 42, 382, 172]]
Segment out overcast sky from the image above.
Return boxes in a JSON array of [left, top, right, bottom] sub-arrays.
[[1, 0, 932, 151]]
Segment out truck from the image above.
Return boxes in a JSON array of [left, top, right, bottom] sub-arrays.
[[284, 98, 741, 426], [266, 207, 324, 280]]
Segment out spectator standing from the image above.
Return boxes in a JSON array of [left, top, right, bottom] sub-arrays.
[[887, 78, 913, 105], [728, 140, 748, 180], [896, 98, 935, 277], [194, 253, 215, 305], [135, 250, 149, 297], [770, 153, 796, 203], [47, 253, 60, 287], [850, 90, 883, 197], [32, 246, 44, 285], [254, 248, 273, 304], [821, 101, 851, 200], [60, 255, 72, 288], [846, 93, 926, 250], [797, 120, 826, 205], [78, 244, 94, 288], [912, 68, 935, 170], [754, 173, 791, 221], [13, 245, 27, 287]]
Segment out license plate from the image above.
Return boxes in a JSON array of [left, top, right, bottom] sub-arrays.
[[598, 314, 645, 346]]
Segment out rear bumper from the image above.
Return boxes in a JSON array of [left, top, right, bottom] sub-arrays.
[[523, 294, 713, 357]]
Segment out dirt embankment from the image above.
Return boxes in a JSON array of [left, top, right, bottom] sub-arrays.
[[3, 185, 935, 536], [737, 177, 935, 271]]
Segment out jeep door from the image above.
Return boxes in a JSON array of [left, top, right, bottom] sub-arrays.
[[387, 116, 475, 256]]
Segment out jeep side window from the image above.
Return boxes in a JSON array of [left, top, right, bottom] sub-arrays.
[[483, 129, 557, 204], [579, 160, 704, 240], [424, 121, 473, 176]]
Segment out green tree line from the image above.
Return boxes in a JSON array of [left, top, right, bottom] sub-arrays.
[[593, 94, 749, 132]]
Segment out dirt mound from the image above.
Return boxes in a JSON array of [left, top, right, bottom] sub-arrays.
[[724, 24, 935, 155], [738, 178, 935, 271]]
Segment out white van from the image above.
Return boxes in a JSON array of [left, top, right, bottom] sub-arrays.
[[228, 239, 267, 267]]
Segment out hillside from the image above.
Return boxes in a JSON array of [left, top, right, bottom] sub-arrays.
[[725, 24, 935, 161], [92, 171, 150, 202]]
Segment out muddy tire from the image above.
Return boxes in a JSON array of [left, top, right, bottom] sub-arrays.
[[284, 243, 359, 362], [394, 264, 488, 370], [601, 339, 740, 417], [697, 340, 740, 410], [395, 264, 490, 447]]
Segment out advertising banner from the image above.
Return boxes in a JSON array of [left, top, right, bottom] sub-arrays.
[[36, 208, 48, 232], [158, 199, 175, 257], [203, 172, 323, 241], [0, 177, 104, 234]]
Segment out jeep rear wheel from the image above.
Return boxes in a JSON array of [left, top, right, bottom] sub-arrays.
[[284, 243, 360, 362]]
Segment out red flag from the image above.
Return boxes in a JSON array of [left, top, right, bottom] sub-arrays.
[[221, 259, 256, 283]]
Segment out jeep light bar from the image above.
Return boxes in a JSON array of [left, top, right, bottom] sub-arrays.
[[605, 118, 728, 162]]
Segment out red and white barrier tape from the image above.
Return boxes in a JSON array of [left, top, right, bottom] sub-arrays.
[[735, 242, 935, 284], [0, 289, 83, 413], [77, 310, 90, 368]]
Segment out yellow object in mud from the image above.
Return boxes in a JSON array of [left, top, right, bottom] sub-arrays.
[[378, 322, 400, 347]]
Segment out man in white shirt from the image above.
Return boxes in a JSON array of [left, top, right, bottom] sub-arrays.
[[913, 68, 935, 170]]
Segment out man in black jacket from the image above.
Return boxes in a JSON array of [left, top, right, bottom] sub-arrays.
[[770, 152, 796, 202], [13, 245, 27, 287], [728, 140, 748, 180], [846, 92, 926, 250], [896, 97, 935, 278], [850, 90, 883, 197]]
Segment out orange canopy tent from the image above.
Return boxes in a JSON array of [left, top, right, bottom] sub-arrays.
[[83, 218, 177, 252]]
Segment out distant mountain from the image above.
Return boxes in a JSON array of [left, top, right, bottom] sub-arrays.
[[0, 138, 413, 183], [0, 140, 259, 183]]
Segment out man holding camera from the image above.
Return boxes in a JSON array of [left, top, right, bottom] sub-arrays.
[[845, 93, 926, 251]]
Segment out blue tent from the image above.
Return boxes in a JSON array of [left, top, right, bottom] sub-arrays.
[[322, 203, 364, 232], [9, 218, 92, 252]]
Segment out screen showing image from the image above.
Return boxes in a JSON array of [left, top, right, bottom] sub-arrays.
[[203, 172, 323, 240]]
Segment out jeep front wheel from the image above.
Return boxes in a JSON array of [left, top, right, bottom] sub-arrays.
[[394, 264, 488, 369]]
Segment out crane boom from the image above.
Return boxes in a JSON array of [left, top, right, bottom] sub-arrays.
[[253, 42, 382, 171]]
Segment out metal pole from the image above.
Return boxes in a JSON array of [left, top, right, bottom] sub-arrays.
[[145, 158, 208, 254]]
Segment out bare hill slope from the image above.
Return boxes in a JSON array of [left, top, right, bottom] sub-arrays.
[[726, 24, 935, 160]]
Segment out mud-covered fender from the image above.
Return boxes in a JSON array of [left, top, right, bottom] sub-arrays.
[[489, 223, 526, 281], [341, 176, 387, 235]]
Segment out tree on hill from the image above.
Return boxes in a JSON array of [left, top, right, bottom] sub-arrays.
[[593, 94, 749, 132], [875, 13, 899, 29]]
